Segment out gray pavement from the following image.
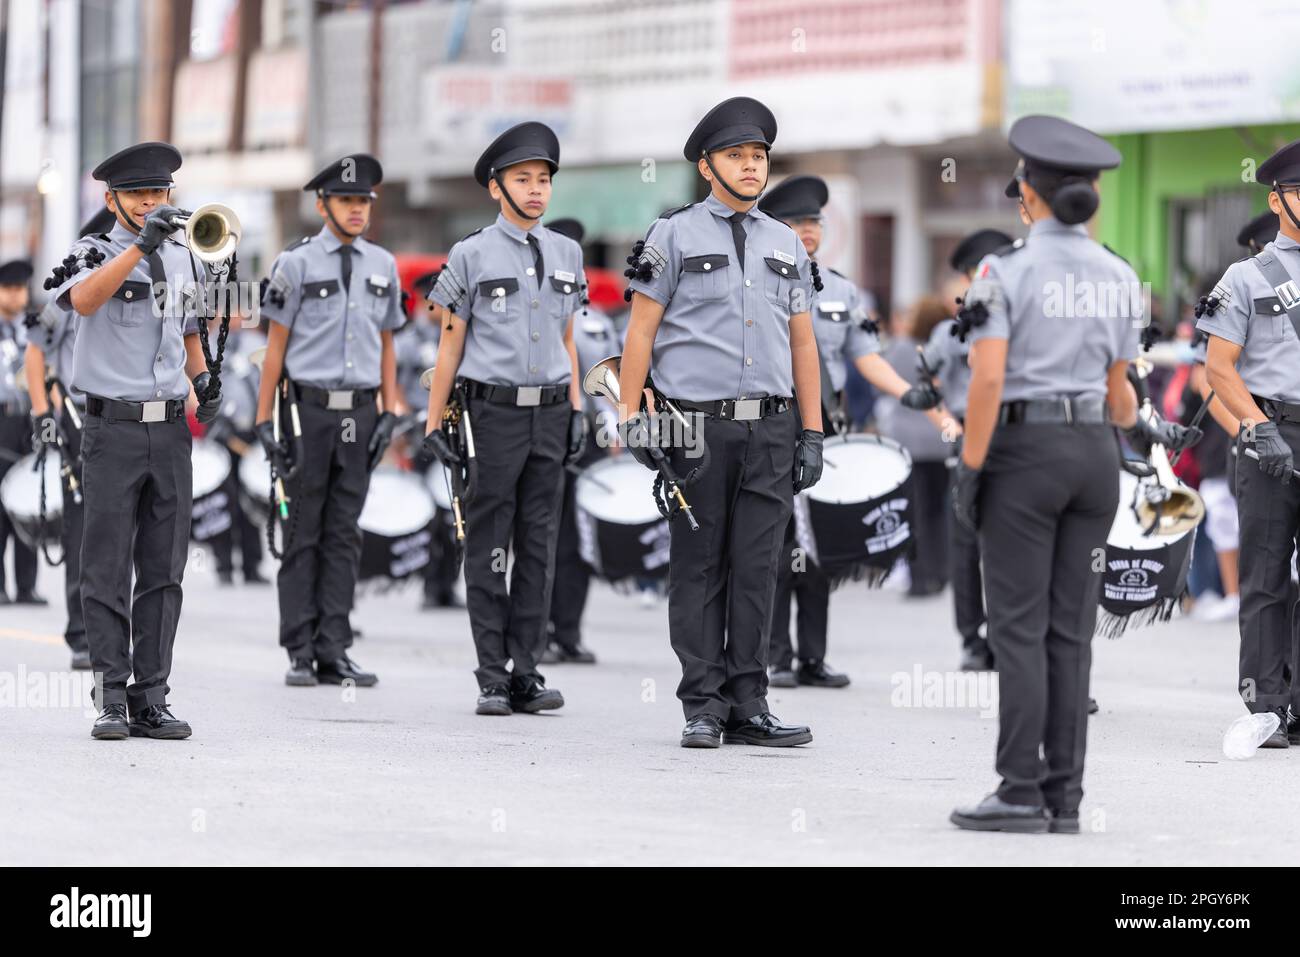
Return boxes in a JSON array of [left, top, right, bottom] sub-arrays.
[[0, 550, 1288, 866]]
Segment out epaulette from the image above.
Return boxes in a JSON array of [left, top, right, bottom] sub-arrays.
[[1101, 242, 1129, 265], [658, 203, 695, 220], [283, 235, 312, 252], [994, 238, 1026, 257], [828, 267, 847, 279], [457, 226, 485, 243]]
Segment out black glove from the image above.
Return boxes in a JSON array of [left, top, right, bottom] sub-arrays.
[[420, 428, 461, 467], [368, 411, 398, 471], [618, 412, 658, 472], [193, 371, 222, 425], [793, 429, 824, 493], [133, 205, 185, 256], [1249, 420, 1295, 484], [31, 411, 58, 449], [255, 420, 293, 478], [564, 410, 589, 465], [953, 461, 981, 533], [1126, 413, 1202, 458], [900, 380, 941, 411]]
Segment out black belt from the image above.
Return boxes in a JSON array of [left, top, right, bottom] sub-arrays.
[[294, 383, 379, 411], [1252, 394, 1300, 423], [671, 396, 792, 421], [85, 395, 185, 423], [997, 397, 1106, 425], [461, 378, 568, 407]]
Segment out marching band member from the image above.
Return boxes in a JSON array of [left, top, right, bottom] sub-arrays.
[[0, 258, 40, 607]]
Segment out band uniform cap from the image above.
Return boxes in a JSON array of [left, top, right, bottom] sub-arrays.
[[0, 259, 33, 286], [474, 122, 561, 188], [546, 218, 585, 244], [1237, 210, 1280, 249], [683, 97, 778, 162], [1007, 115, 1122, 176], [79, 207, 119, 239], [758, 175, 829, 220], [950, 229, 1014, 272], [304, 153, 384, 196], [1257, 139, 1300, 187], [91, 141, 182, 190]]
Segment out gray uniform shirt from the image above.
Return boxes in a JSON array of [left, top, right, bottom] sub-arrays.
[[968, 217, 1140, 402], [812, 266, 878, 393], [0, 313, 28, 407], [54, 220, 202, 403], [1196, 233, 1300, 403], [428, 214, 584, 387], [395, 314, 440, 407], [28, 301, 84, 405], [573, 305, 622, 422], [627, 194, 813, 402], [922, 318, 971, 418], [261, 225, 404, 390]]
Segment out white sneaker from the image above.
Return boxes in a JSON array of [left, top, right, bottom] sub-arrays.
[[1203, 593, 1240, 623], [1189, 592, 1225, 622]]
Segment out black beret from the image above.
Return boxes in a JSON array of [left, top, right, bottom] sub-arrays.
[[474, 122, 560, 188], [92, 142, 182, 190], [79, 207, 119, 239], [304, 153, 383, 196], [684, 97, 777, 162], [1258, 139, 1300, 188], [1237, 210, 1280, 249], [546, 218, 585, 244], [758, 175, 828, 220], [0, 259, 33, 286], [1008, 115, 1121, 176], [950, 229, 1014, 272]]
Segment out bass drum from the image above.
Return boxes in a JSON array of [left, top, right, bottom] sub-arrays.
[[0, 451, 63, 551], [1096, 469, 1197, 637], [359, 468, 436, 582], [238, 444, 272, 529], [575, 456, 670, 583], [794, 433, 913, 586], [191, 437, 233, 542]]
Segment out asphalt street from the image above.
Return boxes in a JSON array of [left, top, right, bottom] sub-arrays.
[[0, 551, 1285, 866]]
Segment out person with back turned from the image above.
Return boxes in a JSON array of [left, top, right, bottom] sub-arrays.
[[949, 116, 1197, 831], [0, 258, 42, 607]]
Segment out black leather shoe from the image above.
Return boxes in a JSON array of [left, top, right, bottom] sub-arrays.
[[724, 712, 812, 747], [285, 658, 317, 687], [950, 794, 1049, 833], [14, 590, 48, 606], [317, 656, 377, 687], [217, 569, 235, 586], [543, 642, 597, 665], [509, 676, 564, 713], [70, 649, 91, 671], [0, 592, 10, 605], [1088, 697, 1099, 715], [960, 640, 994, 671], [796, 660, 850, 688], [768, 667, 797, 688], [476, 685, 512, 716], [1262, 709, 1289, 748], [421, 592, 464, 610], [1287, 711, 1300, 746], [91, 703, 129, 740], [243, 568, 270, 585], [129, 704, 192, 740], [680, 714, 724, 748], [1048, 809, 1080, 834]]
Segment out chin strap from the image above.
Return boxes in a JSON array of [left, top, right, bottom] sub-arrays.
[[701, 151, 767, 204], [321, 192, 366, 239], [1276, 183, 1300, 233], [110, 190, 143, 233], [493, 171, 543, 221]]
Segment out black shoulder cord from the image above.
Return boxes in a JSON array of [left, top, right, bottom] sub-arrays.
[[193, 251, 234, 402], [34, 378, 67, 567]]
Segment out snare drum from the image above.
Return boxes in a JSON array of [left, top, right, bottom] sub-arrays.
[[358, 468, 435, 582], [794, 433, 913, 586], [1096, 469, 1196, 636], [0, 451, 63, 551], [238, 444, 272, 528], [575, 457, 670, 583], [191, 437, 233, 542]]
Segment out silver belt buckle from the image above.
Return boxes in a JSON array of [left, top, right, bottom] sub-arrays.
[[140, 400, 168, 423], [327, 390, 353, 411], [515, 386, 542, 407], [732, 398, 762, 421], [1063, 397, 1073, 425]]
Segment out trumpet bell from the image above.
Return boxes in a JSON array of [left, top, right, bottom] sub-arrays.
[[582, 354, 622, 403], [186, 203, 240, 263], [1134, 483, 1205, 537], [247, 345, 267, 371], [419, 366, 435, 391]]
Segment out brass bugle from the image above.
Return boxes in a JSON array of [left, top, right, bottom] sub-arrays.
[[168, 203, 240, 264]]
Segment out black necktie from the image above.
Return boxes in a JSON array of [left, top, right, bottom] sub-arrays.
[[527, 233, 544, 288], [339, 245, 354, 291], [729, 212, 747, 271], [147, 251, 168, 310]]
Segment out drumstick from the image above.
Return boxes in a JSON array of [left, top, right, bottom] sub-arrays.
[[1169, 389, 1214, 469], [1243, 447, 1300, 480]]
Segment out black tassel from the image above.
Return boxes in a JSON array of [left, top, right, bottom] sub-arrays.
[[623, 239, 654, 302], [809, 259, 824, 293], [1139, 321, 1160, 352], [1193, 294, 1220, 319], [952, 299, 989, 342]]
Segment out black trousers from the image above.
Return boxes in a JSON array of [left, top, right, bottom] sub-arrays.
[[211, 440, 263, 577], [277, 399, 376, 663], [548, 444, 603, 650], [422, 509, 460, 601], [949, 463, 987, 647], [80, 414, 192, 711], [0, 412, 37, 596], [60, 405, 86, 652], [1236, 417, 1300, 714], [908, 460, 951, 593], [666, 407, 797, 721], [462, 397, 568, 688], [978, 423, 1117, 813], [769, 517, 830, 669]]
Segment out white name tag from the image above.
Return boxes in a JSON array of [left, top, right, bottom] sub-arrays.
[[773, 249, 796, 265], [369, 274, 389, 288], [818, 301, 847, 312], [554, 269, 576, 283]]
